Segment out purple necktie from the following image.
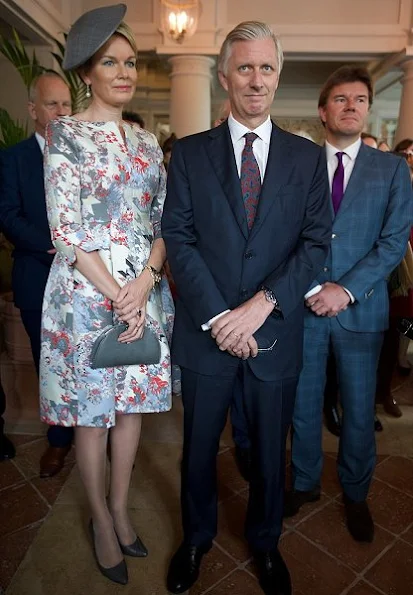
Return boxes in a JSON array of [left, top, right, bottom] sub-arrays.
[[241, 132, 261, 229], [331, 151, 345, 214]]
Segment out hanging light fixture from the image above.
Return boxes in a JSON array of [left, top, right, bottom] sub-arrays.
[[160, 0, 200, 44]]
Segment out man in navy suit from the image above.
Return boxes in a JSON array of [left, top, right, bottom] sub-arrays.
[[286, 66, 413, 542], [162, 22, 331, 595], [0, 72, 73, 477]]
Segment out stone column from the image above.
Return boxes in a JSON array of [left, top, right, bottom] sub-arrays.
[[168, 55, 215, 138], [394, 59, 413, 146]]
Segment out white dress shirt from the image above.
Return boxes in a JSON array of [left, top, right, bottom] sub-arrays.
[[325, 138, 362, 192], [201, 114, 272, 330], [35, 132, 45, 153]]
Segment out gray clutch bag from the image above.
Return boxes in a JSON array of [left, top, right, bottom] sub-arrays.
[[90, 324, 161, 369]]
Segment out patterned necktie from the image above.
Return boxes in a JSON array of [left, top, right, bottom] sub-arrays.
[[240, 132, 261, 229], [331, 151, 345, 214]]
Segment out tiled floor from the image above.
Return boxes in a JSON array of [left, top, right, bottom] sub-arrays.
[[1, 369, 413, 595]]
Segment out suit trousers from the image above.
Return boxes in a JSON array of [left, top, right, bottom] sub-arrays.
[[230, 376, 251, 450], [291, 317, 383, 502], [180, 363, 297, 552], [19, 309, 73, 449]]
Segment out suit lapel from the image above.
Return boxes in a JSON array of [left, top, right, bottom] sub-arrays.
[[249, 123, 295, 241], [206, 122, 249, 239], [335, 142, 374, 219]]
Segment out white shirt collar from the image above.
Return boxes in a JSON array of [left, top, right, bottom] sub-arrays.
[[35, 132, 45, 153], [325, 137, 362, 162], [227, 113, 272, 145]]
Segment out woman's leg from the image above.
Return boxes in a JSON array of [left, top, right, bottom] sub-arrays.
[[75, 426, 123, 567], [108, 413, 142, 545]]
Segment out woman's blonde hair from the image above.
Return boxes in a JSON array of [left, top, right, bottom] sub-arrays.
[[78, 21, 138, 75]]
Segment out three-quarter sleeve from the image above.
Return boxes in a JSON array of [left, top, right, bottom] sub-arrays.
[[149, 143, 167, 241], [44, 119, 109, 264]]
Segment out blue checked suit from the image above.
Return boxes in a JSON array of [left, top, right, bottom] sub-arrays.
[[291, 143, 413, 501]]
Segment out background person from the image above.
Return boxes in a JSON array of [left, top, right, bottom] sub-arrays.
[[0, 72, 73, 477]]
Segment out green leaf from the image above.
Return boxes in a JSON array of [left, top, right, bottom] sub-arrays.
[[0, 108, 28, 149]]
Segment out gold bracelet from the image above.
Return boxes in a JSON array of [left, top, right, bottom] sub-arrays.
[[143, 264, 161, 288]]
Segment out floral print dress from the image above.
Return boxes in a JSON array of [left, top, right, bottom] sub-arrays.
[[39, 117, 173, 428]]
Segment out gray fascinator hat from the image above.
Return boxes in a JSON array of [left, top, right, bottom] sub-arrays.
[[63, 3, 127, 71]]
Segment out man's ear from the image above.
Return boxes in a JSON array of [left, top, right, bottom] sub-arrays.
[[218, 70, 228, 92], [318, 106, 326, 125], [27, 102, 37, 122]]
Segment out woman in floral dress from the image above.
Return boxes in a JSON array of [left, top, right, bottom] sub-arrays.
[[39, 5, 173, 584]]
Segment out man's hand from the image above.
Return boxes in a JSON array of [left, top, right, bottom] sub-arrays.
[[47, 248, 57, 255], [226, 336, 259, 359], [306, 281, 350, 317], [210, 291, 274, 355]]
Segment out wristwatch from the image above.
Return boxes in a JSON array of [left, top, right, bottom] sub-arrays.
[[261, 286, 281, 311]]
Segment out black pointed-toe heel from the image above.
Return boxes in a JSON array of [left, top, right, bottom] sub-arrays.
[[118, 533, 148, 557], [89, 520, 128, 585]]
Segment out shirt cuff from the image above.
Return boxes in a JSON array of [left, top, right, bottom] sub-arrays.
[[304, 284, 322, 300], [201, 310, 231, 331], [341, 286, 355, 303]]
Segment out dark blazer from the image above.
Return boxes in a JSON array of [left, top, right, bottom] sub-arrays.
[[162, 121, 332, 381], [0, 135, 54, 310], [306, 143, 413, 332]]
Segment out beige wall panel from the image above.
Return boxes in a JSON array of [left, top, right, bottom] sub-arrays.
[[81, 0, 153, 22], [227, 0, 401, 25]]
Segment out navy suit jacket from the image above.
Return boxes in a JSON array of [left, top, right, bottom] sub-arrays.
[[162, 121, 332, 381], [0, 135, 54, 310], [306, 143, 413, 333]]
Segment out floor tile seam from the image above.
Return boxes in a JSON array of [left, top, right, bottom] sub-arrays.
[[356, 534, 399, 579], [10, 436, 45, 444], [0, 478, 27, 493], [284, 494, 334, 529], [361, 577, 392, 595], [10, 458, 38, 481], [337, 576, 366, 595], [198, 567, 251, 595], [373, 455, 390, 468], [291, 527, 363, 577], [372, 476, 413, 499], [399, 519, 413, 538], [338, 577, 385, 595], [0, 518, 44, 540], [211, 538, 249, 567], [27, 476, 53, 511]]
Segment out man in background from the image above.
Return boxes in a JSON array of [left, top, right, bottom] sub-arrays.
[[0, 72, 73, 477], [287, 66, 412, 543]]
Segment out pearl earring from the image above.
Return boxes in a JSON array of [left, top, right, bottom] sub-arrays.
[[86, 84, 91, 98]]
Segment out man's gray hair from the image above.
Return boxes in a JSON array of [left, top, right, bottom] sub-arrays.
[[28, 72, 67, 102], [218, 21, 284, 77]]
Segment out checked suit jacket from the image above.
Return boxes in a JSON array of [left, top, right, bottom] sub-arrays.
[[306, 142, 413, 332]]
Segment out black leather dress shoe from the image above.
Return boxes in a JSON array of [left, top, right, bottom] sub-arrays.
[[234, 445, 251, 482], [254, 549, 291, 595], [0, 434, 16, 461], [374, 415, 383, 432], [343, 495, 374, 542], [167, 543, 210, 594], [284, 487, 321, 518], [323, 405, 341, 437]]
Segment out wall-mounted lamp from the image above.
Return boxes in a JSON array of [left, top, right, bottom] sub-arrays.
[[160, 0, 200, 44]]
